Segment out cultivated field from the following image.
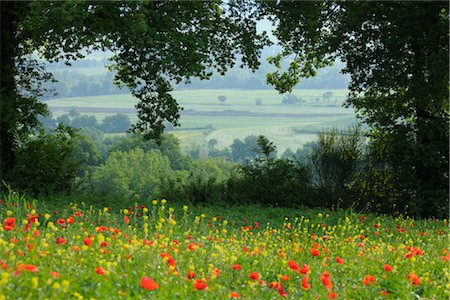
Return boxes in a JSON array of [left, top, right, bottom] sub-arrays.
[[46, 89, 357, 153]]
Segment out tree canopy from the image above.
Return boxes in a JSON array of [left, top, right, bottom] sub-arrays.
[[0, 0, 269, 175], [261, 1, 449, 217]]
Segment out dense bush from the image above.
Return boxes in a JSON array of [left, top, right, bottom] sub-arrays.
[[7, 126, 83, 195], [85, 149, 173, 200]]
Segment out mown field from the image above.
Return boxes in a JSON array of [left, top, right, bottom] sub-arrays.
[[0, 192, 448, 299], [45, 89, 356, 153]]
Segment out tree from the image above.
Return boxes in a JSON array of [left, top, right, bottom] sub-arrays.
[[100, 114, 130, 133], [281, 94, 300, 105], [217, 95, 227, 103], [0, 1, 269, 180], [322, 91, 333, 103], [261, 1, 449, 217]]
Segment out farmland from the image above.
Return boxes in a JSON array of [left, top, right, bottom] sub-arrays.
[[45, 89, 357, 152], [0, 193, 448, 299]]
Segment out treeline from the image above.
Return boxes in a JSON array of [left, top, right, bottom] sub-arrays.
[[42, 57, 349, 100], [39, 110, 131, 134], [3, 125, 446, 219]]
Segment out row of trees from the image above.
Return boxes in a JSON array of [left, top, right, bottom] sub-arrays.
[[40, 112, 131, 134], [1, 1, 448, 218]]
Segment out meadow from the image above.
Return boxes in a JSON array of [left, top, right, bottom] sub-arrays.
[[45, 89, 356, 153], [0, 192, 448, 299]]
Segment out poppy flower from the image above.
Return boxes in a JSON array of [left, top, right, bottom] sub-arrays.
[[362, 275, 375, 286], [311, 248, 320, 257], [57, 219, 65, 225], [384, 264, 392, 272], [96, 267, 105, 275], [301, 276, 311, 290], [187, 271, 195, 279], [23, 264, 38, 273], [335, 257, 344, 264], [320, 272, 332, 291], [408, 272, 420, 286], [299, 264, 310, 275], [232, 264, 242, 270], [84, 238, 92, 246], [50, 271, 60, 279], [288, 260, 299, 271], [55, 237, 66, 245], [328, 292, 338, 299], [249, 272, 259, 281], [193, 279, 208, 290], [280, 275, 289, 281], [229, 292, 240, 298], [140, 277, 159, 291], [124, 216, 130, 224], [3, 217, 15, 231]]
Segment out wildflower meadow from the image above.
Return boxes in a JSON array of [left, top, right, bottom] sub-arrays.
[[0, 192, 448, 299]]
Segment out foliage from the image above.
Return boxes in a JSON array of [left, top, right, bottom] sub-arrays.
[[107, 133, 189, 170], [99, 114, 131, 133], [85, 149, 173, 200], [228, 136, 311, 207], [1, 0, 270, 179], [281, 93, 300, 105], [217, 95, 227, 103], [261, 1, 449, 217], [6, 126, 83, 195], [309, 127, 365, 208]]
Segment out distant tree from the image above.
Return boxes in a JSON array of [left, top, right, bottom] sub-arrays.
[[71, 115, 98, 129], [100, 114, 131, 133], [255, 98, 263, 106], [68, 108, 80, 118], [281, 94, 299, 105], [322, 91, 333, 103], [217, 95, 227, 103], [56, 114, 71, 126], [208, 138, 218, 149], [230, 135, 261, 164]]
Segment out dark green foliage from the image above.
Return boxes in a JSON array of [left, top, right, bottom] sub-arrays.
[[227, 136, 311, 207], [261, 1, 449, 217], [100, 114, 130, 133], [309, 127, 364, 208], [6, 126, 82, 195], [229, 135, 276, 163], [71, 115, 98, 129]]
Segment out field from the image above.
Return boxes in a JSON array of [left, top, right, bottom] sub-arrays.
[[0, 192, 448, 299], [45, 89, 357, 153]]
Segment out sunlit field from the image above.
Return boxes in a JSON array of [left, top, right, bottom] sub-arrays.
[[0, 192, 448, 299]]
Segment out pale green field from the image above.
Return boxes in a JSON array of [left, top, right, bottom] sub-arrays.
[[46, 89, 358, 153]]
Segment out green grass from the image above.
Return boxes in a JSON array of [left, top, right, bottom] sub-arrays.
[[0, 192, 448, 299], [46, 89, 357, 152]]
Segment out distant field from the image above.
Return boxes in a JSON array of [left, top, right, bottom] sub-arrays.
[[46, 89, 358, 153]]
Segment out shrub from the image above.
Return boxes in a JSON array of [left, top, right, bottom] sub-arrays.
[[85, 149, 173, 199]]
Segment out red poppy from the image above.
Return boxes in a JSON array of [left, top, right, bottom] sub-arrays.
[[328, 292, 338, 299], [288, 260, 299, 271], [27, 214, 38, 224], [96, 267, 105, 275], [55, 237, 66, 245], [229, 292, 240, 298], [335, 257, 344, 264], [280, 275, 289, 281], [193, 279, 208, 290], [299, 264, 310, 275], [187, 271, 195, 279], [57, 219, 65, 225], [232, 264, 242, 270], [311, 248, 320, 257], [50, 271, 60, 279], [3, 217, 15, 231], [124, 216, 130, 224], [408, 272, 420, 286], [320, 271, 333, 291], [140, 277, 159, 291], [384, 264, 393, 272], [23, 264, 38, 273], [84, 238, 93, 246], [301, 276, 311, 290], [249, 272, 260, 281], [67, 216, 74, 224], [362, 275, 375, 286]]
